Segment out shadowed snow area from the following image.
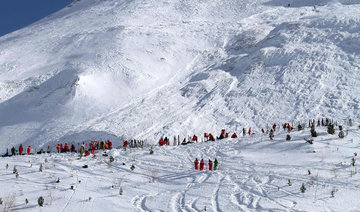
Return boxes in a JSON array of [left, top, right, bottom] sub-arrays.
[[0, 0, 359, 147]]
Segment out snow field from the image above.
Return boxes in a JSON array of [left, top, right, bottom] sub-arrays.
[[1, 125, 359, 211]]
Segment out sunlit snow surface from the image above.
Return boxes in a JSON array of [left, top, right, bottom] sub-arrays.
[[0, 0, 360, 210], [1, 127, 359, 211]]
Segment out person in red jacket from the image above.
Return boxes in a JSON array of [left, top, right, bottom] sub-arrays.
[[56, 144, 60, 153], [261, 128, 265, 133], [209, 159, 213, 171], [108, 140, 112, 150], [273, 123, 277, 131], [60, 144, 63, 153], [159, 138, 165, 146], [231, 133, 237, 138], [200, 159, 205, 170], [91, 144, 95, 154], [123, 140, 128, 150], [208, 133, 215, 141], [248, 128, 252, 135], [19, 144, 24, 155], [194, 158, 199, 170], [64, 143, 69, 152], [27, 146, 31, 155]]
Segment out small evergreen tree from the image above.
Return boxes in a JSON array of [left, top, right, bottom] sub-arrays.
[[297, 124, 303, 131], [351, 158, 355, 166], [286, 134, 291, 141], [39, 164, 43, 172], [338, 130, 345, 138], [13, 166, 17, 174], [288, 179, 292, 186], [149, 147, 154, 155], [310, 125, 317, 137], [38, 196, 44, 207], [308, 169, 311, 175], [130, 164, 135, 171], [119, 187, 123, 195], [109, 156, 114, 163], [327, 123, 335, 135]]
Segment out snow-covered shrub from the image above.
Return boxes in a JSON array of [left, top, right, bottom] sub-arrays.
[[300, 183, 306, 193], [38, 196, 44, 207], [311, 125, 317, 137], [286, 135, 291, 141], [338, 130, 345, 138], [327, 124, 335, 135], [130, 164, 135, 171]]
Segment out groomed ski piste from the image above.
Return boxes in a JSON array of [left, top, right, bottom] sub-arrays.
[[1, 124, 359, 211], [0, 0, 360, 211]]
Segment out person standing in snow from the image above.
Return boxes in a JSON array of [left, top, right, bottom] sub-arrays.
[[19, 144, 24, 155], [194, 158, 199, 170], [243, 128, 246, 136], [11, 146, 16, 156], [214, 159, 218, 170], [209, 159, 213, 171], [123, 140, 128, 150], [200, 159, 205, 171], [27, 146, 31, 155]]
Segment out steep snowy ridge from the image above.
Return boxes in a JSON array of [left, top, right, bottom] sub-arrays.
[[0, 0, 359, 147]]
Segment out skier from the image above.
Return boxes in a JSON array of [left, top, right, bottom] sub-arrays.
[[209, 159, 213, 171], [194, 158, 199, 170], [27, 146, 31, 155], [200, 159, 205, 171], [11, 146, 16, 156], [19, 144, 24, 155], [214, 159, 218, 170]]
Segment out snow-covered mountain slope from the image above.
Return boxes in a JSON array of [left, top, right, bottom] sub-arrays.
[[0, 0, 360, 148], [0, 126, 359, 211]]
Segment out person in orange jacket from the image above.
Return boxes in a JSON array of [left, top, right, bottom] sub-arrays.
[[19, 144, 24, 155], [200, 159, 205, 170], [27, 146, 31, 155], [194, 158, 199, 170], [209, 159, 213, 171]]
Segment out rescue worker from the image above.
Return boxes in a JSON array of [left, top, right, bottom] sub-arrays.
[[248, 128, 252, 135], [19, 144, 24, 155], [200, 159, 205, 171], [209, 159, 213, 171], [27, 145, 31, 155], [123, 140, 128, 150], [64, 143, 69, 152], [194, 158, 199, 170], [214, 158, 218, 170], [91, 144, 95, 154], [108, 140, 112, 150]]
